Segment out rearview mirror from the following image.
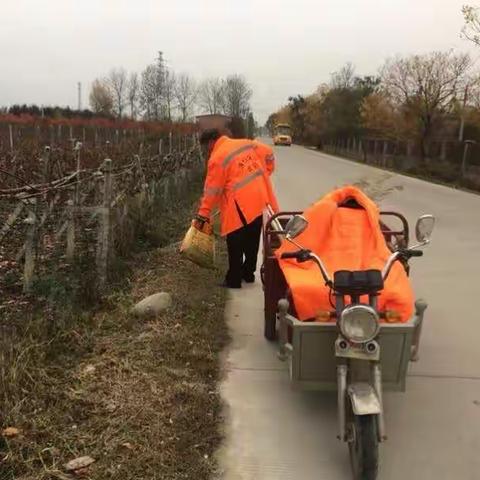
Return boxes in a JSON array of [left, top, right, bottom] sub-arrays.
[[285, 215, 308, 239], [415, 215, 435, 243]]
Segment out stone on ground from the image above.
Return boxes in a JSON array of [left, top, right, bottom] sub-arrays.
[[131, 292, 172, 318]]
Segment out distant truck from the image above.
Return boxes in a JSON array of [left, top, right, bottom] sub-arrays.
[[273, 123, 292, 146]]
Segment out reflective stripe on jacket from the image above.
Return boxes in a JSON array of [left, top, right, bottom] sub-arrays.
[[198, 136, 279, 236]]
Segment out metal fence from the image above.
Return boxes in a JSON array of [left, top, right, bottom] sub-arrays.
[[323, 138, 480, 190]]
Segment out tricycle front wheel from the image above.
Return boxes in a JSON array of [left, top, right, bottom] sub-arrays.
[[348, 414, 379, 480]]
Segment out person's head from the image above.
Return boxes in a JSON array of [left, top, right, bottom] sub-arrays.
[[199, 128, 222, 159]]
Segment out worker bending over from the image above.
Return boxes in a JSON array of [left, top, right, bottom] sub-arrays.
[[195, 129, 278, 288]]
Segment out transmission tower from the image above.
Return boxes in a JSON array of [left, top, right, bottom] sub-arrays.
[[78, 82, 82, 110]]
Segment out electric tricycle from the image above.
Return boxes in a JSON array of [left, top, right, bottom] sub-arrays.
[[261, 207, 434, 480]]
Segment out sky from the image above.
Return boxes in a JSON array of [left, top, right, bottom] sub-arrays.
[[1, 0, 478, 123]]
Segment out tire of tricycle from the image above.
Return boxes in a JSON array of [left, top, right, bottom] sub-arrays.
[[264, 310, 277, 341], [348, 414, 379, 480]]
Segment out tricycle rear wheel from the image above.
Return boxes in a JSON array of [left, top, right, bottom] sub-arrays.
[[264, 309, 277, 340], [348, 414, 379, 480]]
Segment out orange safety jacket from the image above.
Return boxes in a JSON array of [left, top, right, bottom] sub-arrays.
[[198, 136, 279, 236], [253, 140, 275, 175], [253, 140, 278, 215], [276, 186, 415, 323]]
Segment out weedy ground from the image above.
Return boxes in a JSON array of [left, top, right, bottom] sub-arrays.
[[0, 181, 229, 480]]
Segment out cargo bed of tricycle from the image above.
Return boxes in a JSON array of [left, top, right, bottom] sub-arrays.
[[280, 312, 422, 392]]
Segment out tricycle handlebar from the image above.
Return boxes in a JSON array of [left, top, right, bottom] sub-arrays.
[[281, 248, 332, 286], [382, 246, 425, 280]]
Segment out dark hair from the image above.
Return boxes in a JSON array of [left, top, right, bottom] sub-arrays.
[[199, 128, 222, 145]]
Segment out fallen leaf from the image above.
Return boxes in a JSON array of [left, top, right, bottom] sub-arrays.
[[106, 401, 117, 413], [82, 364, 96, 375], [64, 456, 95, 472], [121, 442, 134, 450], [2, 427, 21, 438], [73, 467, 91, 477]]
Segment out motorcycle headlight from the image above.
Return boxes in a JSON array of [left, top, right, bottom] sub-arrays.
[[339, 305, 380, 344]]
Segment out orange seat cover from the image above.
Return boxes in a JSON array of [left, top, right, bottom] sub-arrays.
[[276, 186, 414, 322]]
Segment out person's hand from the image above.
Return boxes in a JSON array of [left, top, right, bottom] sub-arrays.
[[193, 214, 209, 231]]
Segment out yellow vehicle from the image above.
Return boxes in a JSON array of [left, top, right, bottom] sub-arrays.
[[273, 123, 292, 146]]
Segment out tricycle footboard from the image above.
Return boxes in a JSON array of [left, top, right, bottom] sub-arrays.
[[285, 316, 415, 392]]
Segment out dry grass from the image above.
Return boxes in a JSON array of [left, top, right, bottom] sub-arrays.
[[1, 188, 229, 480]]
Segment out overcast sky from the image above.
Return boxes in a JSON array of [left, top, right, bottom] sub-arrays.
[[1, 0, 478, 123]]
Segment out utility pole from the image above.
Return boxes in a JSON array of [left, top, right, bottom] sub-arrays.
[[458, 84, 469, 142], [157, 51, 166, 119], [77, 82, 82, 111], [461, 139, 475, 178]]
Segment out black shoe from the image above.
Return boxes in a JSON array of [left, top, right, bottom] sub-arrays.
[[218, 280, 242, 289], [242, 273, 255, 284]]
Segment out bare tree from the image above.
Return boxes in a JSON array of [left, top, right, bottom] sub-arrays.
[[462, 5, 480, 46], [198, 78, 225, 114], [462, 74, 480, 109], [89, 79, 114, 116], [127, 72, 140, 119], [108, 68, 128, 118], [164, 69, 176, 122], [223, 74, 252, 118], [139, 53, 168, 120], [140, 64, 163, 120], [175, 73, 197, 121], [331, 62, 356, 89], [381, 51, 472, 159]]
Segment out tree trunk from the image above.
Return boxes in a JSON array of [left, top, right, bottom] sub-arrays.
[[419, 116, 432, 166]]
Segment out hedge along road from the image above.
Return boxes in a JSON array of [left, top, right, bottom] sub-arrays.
[[216, 141, 480, 480]]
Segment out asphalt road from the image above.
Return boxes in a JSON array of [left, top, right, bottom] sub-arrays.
[[217, 142, 480, 480]]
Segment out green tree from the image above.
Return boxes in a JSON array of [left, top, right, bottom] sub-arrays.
[[320, 66, 380, 141], [246, 112, 257, 139], [288, 95, 307, 141]]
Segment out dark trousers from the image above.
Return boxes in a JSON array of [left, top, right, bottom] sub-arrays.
[[225, 215, 263, 287]]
